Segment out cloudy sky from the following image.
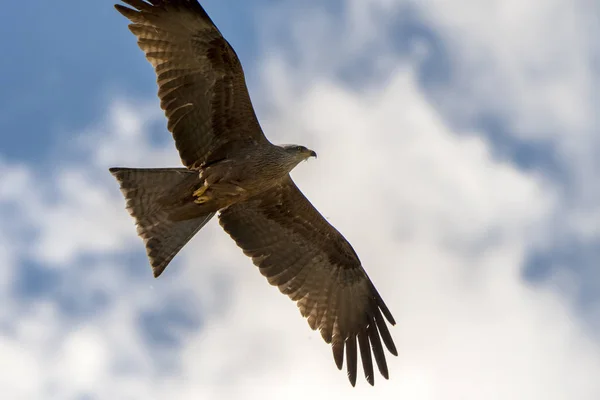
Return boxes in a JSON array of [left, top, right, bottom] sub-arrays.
[[1, 0, 599, 398]]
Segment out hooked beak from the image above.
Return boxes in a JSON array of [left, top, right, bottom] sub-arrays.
[[308, 150, 317, 158]]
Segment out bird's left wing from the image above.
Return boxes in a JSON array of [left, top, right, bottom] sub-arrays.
[[114, 0, 268, 169], [218, 176, 397, 386]]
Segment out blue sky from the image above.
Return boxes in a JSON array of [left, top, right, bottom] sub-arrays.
[[1, 0, 599, 398], [0, 0, 266, 160]]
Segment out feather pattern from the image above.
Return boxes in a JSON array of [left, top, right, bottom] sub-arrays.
[[219, 176, 397, 386], [110, 167, 215, 277], [113, 0, 397, 386], [115, 0, 267, 170]]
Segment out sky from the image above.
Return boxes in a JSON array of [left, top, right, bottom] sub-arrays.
[[0, 0, 599, 398]]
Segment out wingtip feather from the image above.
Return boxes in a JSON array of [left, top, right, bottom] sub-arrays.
[[332, 339, 344, 370], [368, 319, 389, 379], [358, 332, 374, 386], [346, 335, 358, 387]]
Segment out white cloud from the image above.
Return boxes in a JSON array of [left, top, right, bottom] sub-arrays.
[[397, 0, 599, 238], [0, 0, 598, 399], [416, 0, 595, 138]]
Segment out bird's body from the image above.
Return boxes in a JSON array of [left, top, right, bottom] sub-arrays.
[[161, 141, 317, 220], [110, 0, 397, 386], [198, 142, 316, 204]]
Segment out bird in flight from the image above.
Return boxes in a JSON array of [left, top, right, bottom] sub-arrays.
[[110, 0, 397, 386]]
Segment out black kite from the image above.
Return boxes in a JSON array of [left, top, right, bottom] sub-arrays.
[[110, 0, 397, 386]]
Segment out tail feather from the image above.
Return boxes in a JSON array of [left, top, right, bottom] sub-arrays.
[[110, 167, 215, 277]]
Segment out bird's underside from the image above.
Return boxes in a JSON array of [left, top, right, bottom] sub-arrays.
[[110, 0, 397, 386]]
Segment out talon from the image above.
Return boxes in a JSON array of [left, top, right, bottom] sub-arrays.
[[194, 195, 210, 204], [193, 184, 208, 198]]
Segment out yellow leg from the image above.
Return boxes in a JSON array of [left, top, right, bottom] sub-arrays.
[[193, 183, 210, 204], [193, 184, 208, 198], [194, 197, 209, 204]]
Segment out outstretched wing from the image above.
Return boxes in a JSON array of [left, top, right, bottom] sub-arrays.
[[115, 0, 267, 169], [219, 176, 397, 386]]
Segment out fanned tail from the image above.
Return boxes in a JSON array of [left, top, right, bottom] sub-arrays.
[[110, 167, 215, 277]]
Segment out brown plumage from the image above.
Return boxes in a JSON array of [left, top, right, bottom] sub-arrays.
[[110, 0, 397, 386]]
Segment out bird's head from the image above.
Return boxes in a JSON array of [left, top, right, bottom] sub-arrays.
[[282, 144, 317, 161]]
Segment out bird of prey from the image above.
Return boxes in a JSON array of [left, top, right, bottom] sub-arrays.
[[110, 0, 397, 386]]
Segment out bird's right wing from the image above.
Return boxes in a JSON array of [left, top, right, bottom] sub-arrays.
[[218, 176, 397, 386], [115, 0, 267, 169]]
